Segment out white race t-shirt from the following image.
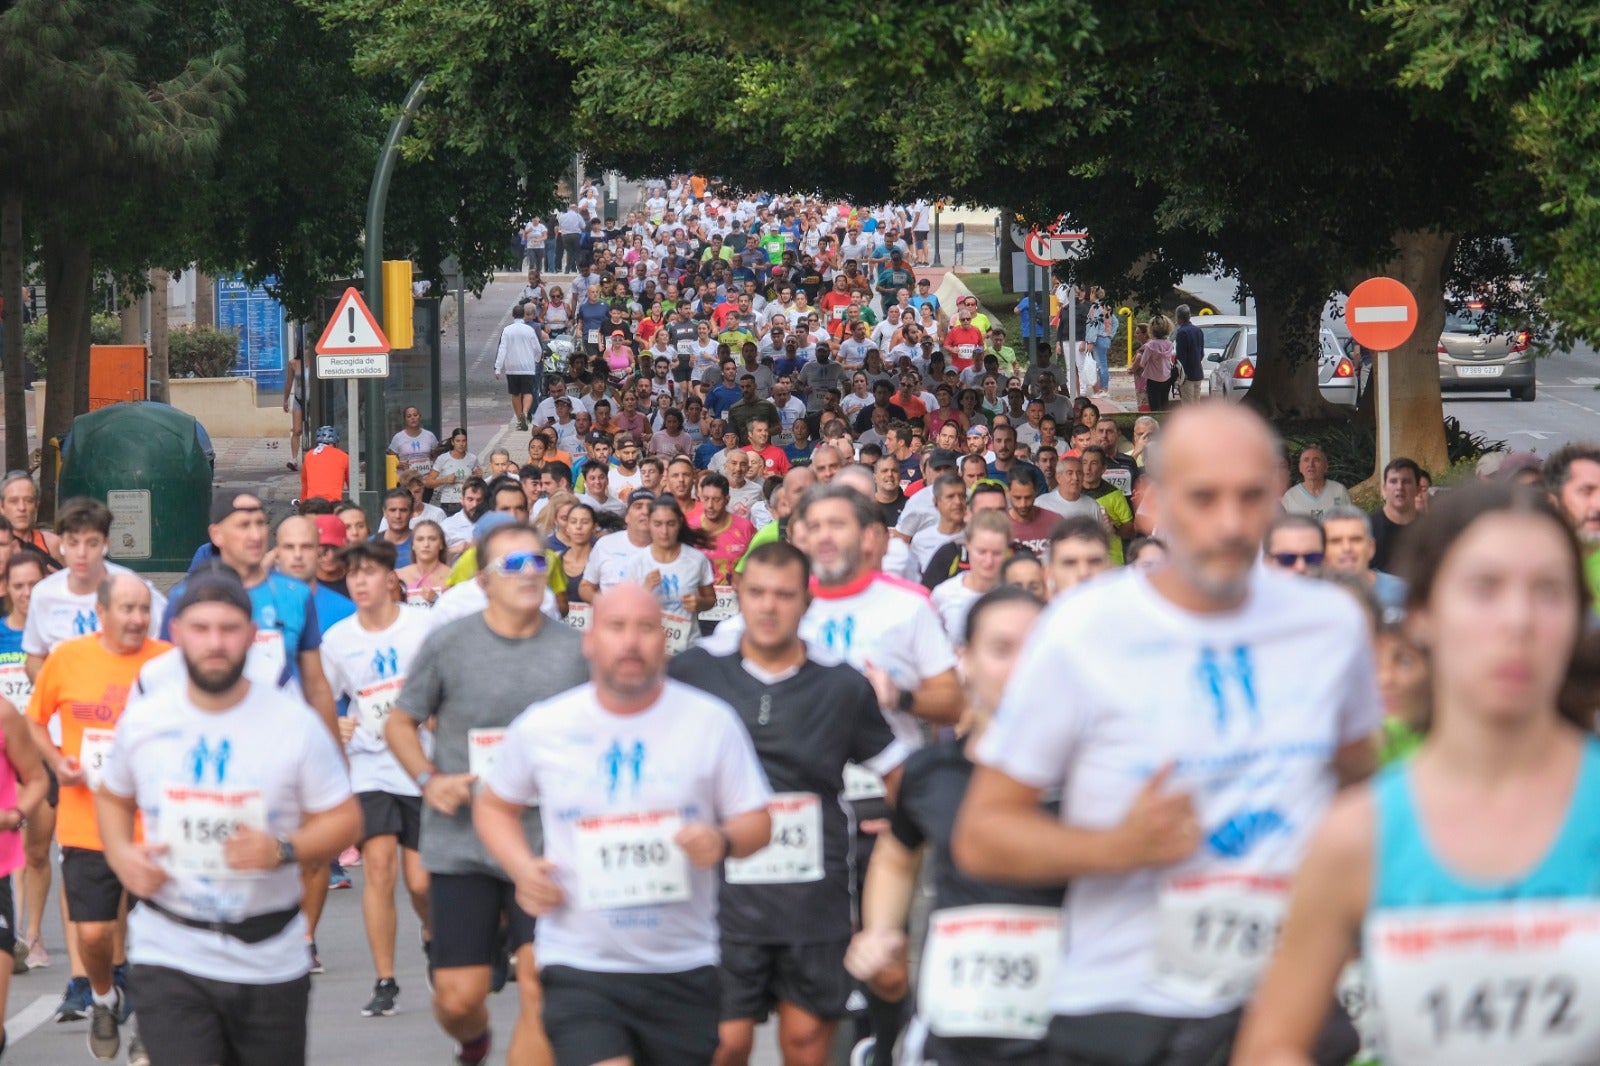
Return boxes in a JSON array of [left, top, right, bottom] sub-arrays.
[[431, 452, 478, 506], [320, 606, 433, 795], [930, 574, 985, 641], [103, 682, 352, 984], [485, 680, 771, 973], [622, 546, 714, 647], [582, 531, 648, 593], [974, 567, 1381, 1018], [909, 527, 962, 580], [23, 565, 167, 657], [389, 429, 440, 474], [703, 573, 956, 748]]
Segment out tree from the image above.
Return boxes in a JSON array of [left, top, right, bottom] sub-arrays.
[[0, 0, 241, 509]]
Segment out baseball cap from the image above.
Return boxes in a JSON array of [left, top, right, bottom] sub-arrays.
[[917, 278, 930, 286], [927, 448, 960, 472], [615, 432, 641, 449], [610, 329, 626, 338], [890, 248, 903, 258], [967, 425, 989, 437], [586, 430, 613, 446], [626, 489, 657, 507], [210, 493, 264, 525], [313, 514, 347, 547], [173, 564, 252, 618]]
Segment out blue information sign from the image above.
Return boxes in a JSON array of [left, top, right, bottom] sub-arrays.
[[215, 274, 287, 393]]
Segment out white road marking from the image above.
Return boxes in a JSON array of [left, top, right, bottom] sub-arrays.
[[6, 994, 59, 1045], [1511, 430, 1552, 440], [1351, 305, 1410, 323], [1565, 377, 1600, 386]]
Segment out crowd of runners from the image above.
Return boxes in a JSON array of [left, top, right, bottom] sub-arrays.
[[0, 178, 1592, 1066]]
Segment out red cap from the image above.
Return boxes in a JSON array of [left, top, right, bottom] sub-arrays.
[[313, 514, 347, 547]]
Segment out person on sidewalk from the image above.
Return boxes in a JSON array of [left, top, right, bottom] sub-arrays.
[[495, 304, 545, 431]]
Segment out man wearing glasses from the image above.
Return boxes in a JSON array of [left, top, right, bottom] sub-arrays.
[[1262, 514, 1326, 577], [388, 520, 589, 1066]]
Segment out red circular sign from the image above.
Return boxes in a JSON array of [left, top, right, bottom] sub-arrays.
[[1345, 277, 1418, 351]]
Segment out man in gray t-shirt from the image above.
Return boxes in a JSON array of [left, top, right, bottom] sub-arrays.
[[387, 522, 588, 1065]]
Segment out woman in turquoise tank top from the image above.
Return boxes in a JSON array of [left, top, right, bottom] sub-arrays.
[[1234, 482, 1600, 1066]]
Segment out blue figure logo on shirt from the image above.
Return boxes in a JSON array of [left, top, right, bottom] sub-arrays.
[[187, 737, 231, 785], [371, 648, 399, 679], [1208, 808, 1288, 858], [817, 616, 856, 656], [72, 610, 97, 636], [602, 739, 646, 800], [659, 574, 682, 610], [1197, 645, 1259, 735]]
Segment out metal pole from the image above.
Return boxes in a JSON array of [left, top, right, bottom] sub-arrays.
[[457, 286, 468, 434], [363, 76, 428, 513], [932, 204, 943, 267], [1067, 273, 1079, 397], [1377, 350, 1392, 476], [346, 379, 359, 489], [1024, 263, 1037, 366]]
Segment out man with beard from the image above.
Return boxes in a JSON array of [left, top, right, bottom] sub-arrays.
[[98, 567, 360, 1066], [955, 405, 1379, 1063], [1544, 441, 1600, 604]]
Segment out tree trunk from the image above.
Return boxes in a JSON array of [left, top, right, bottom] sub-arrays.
[[1240, 272, 1343, 422], [194, 270, 214, 328], [119, 293, 141, 344], [39, 228, 91, 520], [148, 267, 169, 403], [1367, 230, 1452, 479], [1, 193, 26, 475]]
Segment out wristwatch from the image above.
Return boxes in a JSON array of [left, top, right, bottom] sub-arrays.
[[275, 836, 297, 867], [896, 689, 915, 714], [416, 770, 435, 790]]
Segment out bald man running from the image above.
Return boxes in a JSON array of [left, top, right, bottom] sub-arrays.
[[954, 404, 1379, 1064]]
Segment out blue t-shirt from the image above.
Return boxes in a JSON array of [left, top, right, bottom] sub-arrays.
[[784, 440, 816, 465], [988, 459, 1048, 495], [161, 571, 320, 686], [310, 583, 356, 635], [372, 532, 413, 569], [0, 620, 23, 665], [707, 384, 743, 419], [693, 439, 721, 470]]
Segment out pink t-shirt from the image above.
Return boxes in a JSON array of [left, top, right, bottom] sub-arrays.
[[0, 725, 21, 876], [692, 512, 757, 584]]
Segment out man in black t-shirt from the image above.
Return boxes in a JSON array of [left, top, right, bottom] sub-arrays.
[[669, 542, 907, 1066], [1370, 457, 1424, 571]]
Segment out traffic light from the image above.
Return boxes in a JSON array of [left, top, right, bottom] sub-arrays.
[[381, 260, 414, 350]]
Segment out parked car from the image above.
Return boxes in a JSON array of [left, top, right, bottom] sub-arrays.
[[1437, 304, 1537, 402], [1193, 315, 1255, 398], [1208, 326, 1358, 406]]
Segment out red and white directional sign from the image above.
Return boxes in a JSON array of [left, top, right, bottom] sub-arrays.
[[316, 288, 389, 356], [315, 287, 390, 380], [1024, 230, 1087, 267], [1345, 277, 1418, 351]]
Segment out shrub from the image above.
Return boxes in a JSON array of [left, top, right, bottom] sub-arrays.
[[22, 313, 122, 377], [168, 326, 241, 379]]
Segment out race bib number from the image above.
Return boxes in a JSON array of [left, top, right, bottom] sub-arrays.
[[919, 905, 1060, 1039], [587, 329, 600, 345], [958, 344, 975, 362], [161, 786, 267, 879], [0, 662, 30, 707], [467, 728, 506, 781], [573, 809, 690, 910], [832, 307, 845, 320], [661, 610, 694, 655], [1103, 467, 1133, 496], [1367, 901, 1600, 1066], [564, 603, 592, 631], [80, 728, 116, 792], [252, 630, 286, 679], [1152, 872, 1289, 1003], [725, 792, 823, 885], [676, 340, 694, 356], [405, 589, 435, 608], [842, 762, 886, 802], [355, 678, 404, 740], [700, 586, 738, 623]]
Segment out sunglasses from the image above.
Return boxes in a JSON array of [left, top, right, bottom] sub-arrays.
[[1270, 552, 1325, 568], [486, 551, 550, 577]]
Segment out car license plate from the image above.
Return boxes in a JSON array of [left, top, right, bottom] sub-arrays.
[[1457, 365, 1502, 377]]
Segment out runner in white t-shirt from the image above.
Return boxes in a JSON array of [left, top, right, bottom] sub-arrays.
[[579, 493, 655, 602], [317, 541, 433, 1019], [476, 584, 772, 1066], [99, 568, 360, 1066], [954, 405, 1379, 1060], [621, 498, 715, 654]]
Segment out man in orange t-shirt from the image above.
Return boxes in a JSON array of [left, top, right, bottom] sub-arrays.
[[28, 573, 168, 1044], [301, 426, 350, 503]]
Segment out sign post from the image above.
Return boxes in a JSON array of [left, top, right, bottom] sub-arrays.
[[1344, 277, 1419, 476], [315, 287, 392, 487]]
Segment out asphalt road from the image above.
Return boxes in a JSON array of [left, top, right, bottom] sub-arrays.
[[1443, 341, 1600, 453]]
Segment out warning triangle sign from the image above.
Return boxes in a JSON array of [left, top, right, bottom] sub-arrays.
[[315, 287, 390, 355]]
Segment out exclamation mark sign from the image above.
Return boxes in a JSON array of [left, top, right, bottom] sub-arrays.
[[347, 306, 357, 343]]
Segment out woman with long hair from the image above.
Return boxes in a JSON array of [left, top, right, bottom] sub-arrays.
[[395, 520, 448, 606], [556, 502, 598, 604], [845, 587, 1054, 1066], [621, 498, 715, 652], [1236, 483, 1600, 1066], [535, 492, 578, 551], [424, 428, 480, 515]]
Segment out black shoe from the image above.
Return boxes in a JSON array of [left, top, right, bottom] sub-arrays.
[[361, 978, 399, 1018], [87, 993, 121, 1061], [309, 942, 324, 975]]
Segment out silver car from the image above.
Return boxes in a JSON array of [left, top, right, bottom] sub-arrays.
[[1194, 315, 1255, 398], [1207, 326, 1358, 406], [1437, 305, 1537, 402]]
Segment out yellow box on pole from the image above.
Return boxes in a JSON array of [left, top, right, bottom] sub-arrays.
[[381, 260, 414, 350]]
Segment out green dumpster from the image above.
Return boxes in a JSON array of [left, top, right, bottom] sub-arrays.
[[58, 403, 212, 573]]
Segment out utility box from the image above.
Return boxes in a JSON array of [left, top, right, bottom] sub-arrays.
[[58, 403, 212, 573]]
